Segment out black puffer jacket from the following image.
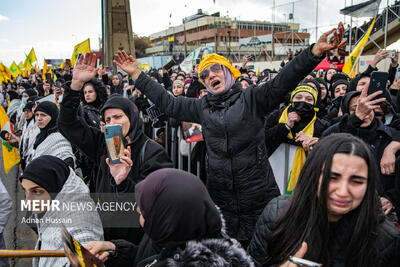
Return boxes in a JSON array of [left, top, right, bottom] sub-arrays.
[[248, 195, 400, 267], [58, 87, 173, 244], [78, 103, 102, 128], [134, 46, 325, 243]]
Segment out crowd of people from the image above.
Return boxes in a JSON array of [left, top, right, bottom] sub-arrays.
[[0, 21, 399, 267]]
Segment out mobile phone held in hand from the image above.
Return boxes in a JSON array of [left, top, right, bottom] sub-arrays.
[[327, 29, 340, 44], [104, 125, 124, 164], [388, 50, 396, 58], [368, 71, 389, 100], [289, 256, 322, 267], [163, 59, 177, 70], [396, 66, 400, 81]]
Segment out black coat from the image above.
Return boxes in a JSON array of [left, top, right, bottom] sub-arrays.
[[58, 86, 173, 244], [248, 195, 400, 267], [134, 46, 325, 242], [78, 103, 102, 128]]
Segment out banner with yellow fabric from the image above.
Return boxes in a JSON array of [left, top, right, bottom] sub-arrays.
[[71, 38, 90, 67], [9, 61, 22, 77], [23, 48, 37, 71], [42, 59, 53, 81], [0, 63, 12, 80], [0, 106, 20, 174], [342, 16, 376, 78], [18, 61, 28, 77], [269, 105, 316, 194]]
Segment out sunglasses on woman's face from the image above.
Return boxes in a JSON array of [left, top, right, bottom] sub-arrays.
[[200, 64, 222, 80]]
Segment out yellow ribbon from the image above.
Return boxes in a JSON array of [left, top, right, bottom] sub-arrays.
[[278, 105, 316, 194]]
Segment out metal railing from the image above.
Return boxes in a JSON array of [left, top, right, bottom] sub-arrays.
[[348, 4, 400, 48], [151, 122, 202, 178]]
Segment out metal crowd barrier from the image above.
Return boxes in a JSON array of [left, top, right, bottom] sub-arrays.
[[151, 122, 201, 177]]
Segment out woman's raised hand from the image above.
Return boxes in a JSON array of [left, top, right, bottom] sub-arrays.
[[312, 22, 344, 57], [355, 86, 385, 121], [113, 50, 141, 80], [71, 52, 99, 91]]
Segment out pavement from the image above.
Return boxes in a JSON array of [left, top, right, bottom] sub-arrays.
[[1, 147, 36, 267]]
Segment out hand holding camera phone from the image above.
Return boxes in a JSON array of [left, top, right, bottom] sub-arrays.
[[104, 125, 125, 164], [368, 71, 389, 100], [327, 28, 340, 44], [163, 59, 177, 71], [387, 50, 396, 58]]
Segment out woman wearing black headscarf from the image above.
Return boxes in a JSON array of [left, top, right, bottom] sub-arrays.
[[20, 155, 103, 267], [78, 78, 108, 128], [26, 101, 75, 168], [19, 102, 38, 170], [110, 74, 124, 95], [59, 77, 172, 244], [6, 90, 21, 124], [84, 168, 254, 267], [75, 79, 108, 187]]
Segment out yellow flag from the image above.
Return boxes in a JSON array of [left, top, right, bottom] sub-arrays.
[[0, 73, 5, 84], [168, 36, 174, 42], [43, 59, 53, 81], [343, 17, 376, 78], [0, 106, 20, 174], [9, 62, 21, 77], [0, 63, 11, 80], [23, 48, 37, 71], [142, 62, 150, 71], [71, 38, 91, 67], [60, 60, 64, 69], [18, 62, 27, 77]]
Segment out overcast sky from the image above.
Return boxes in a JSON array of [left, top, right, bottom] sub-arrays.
[[0, 0, 397, 66]]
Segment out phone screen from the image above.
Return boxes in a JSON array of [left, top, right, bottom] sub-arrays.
[[368, 71, 389, 100], [396, 67, 400, 81], [104, 125, 124, 164]]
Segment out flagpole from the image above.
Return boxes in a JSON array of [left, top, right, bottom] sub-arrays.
[[384, 0, 389, 49]]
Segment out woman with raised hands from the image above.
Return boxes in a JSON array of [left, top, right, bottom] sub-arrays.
[[86, 23, 344, 247]]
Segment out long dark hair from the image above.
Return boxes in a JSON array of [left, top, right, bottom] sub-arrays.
[[268, 133, 378, 267], [81, 79, 108, 109]]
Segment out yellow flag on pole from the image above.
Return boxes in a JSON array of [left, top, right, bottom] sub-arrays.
[[0, 63, 10, 79], [71, 38, 91, 67], [9, 62, 21, 77], [23, 48, 37, 71], [18, 62, 28, 77], [342, 17, 376, 78], [43, 59, 53, 81], [0, 106, 20, 174], [60, 60, 64, 69]]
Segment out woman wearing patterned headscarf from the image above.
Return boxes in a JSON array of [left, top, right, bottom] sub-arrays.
[[88, 23, 344, 247]]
